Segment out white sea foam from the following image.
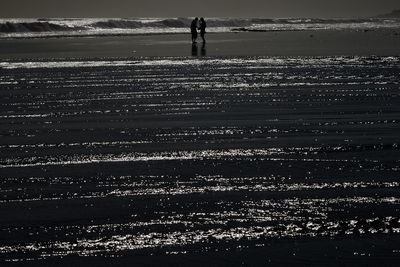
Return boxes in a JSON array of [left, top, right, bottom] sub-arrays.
[[1, 17, 399, 38]]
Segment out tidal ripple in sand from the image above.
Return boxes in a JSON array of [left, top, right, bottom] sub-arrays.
[[0, 56, 400, 262]]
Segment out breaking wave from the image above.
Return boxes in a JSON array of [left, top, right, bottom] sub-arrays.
[[0, 21, 75, 33], [1, 17, 399, 38]]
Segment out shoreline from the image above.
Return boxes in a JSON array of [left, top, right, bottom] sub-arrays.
[[1, 29, 400, 60]]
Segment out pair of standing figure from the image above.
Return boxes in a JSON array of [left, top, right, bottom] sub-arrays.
[[191, 17, 206, 43]]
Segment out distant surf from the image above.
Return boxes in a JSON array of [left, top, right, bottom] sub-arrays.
[[1, 17, 400, 38]]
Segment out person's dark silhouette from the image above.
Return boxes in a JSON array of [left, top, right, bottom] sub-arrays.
[[191, 17, 199, 43], [199, 17, 207, 43]]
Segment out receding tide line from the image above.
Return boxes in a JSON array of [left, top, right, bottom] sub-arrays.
[[0, 148, 367, 168], [0, 57, 399, 69]]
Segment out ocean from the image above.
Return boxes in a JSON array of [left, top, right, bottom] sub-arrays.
[[1, 17, 400, 38]]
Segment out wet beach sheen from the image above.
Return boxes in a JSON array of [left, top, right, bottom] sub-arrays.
[[1, 56, 400, 265]]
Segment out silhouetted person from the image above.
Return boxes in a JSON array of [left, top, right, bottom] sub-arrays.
[[191, 17, 199, 43], [199, 17, 207, 43]]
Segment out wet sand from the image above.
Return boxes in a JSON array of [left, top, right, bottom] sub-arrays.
[[1, 31, 400, 266], [0, 29, 400, 59]]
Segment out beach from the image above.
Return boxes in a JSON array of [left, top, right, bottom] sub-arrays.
[[1, 29, 400, 59], [1, 28, 400, 266]]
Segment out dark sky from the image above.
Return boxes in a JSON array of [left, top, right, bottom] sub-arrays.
[[1, 0, 398, 18]]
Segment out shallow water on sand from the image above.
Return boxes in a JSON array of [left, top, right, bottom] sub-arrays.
[[0, 56, 400, 263]]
